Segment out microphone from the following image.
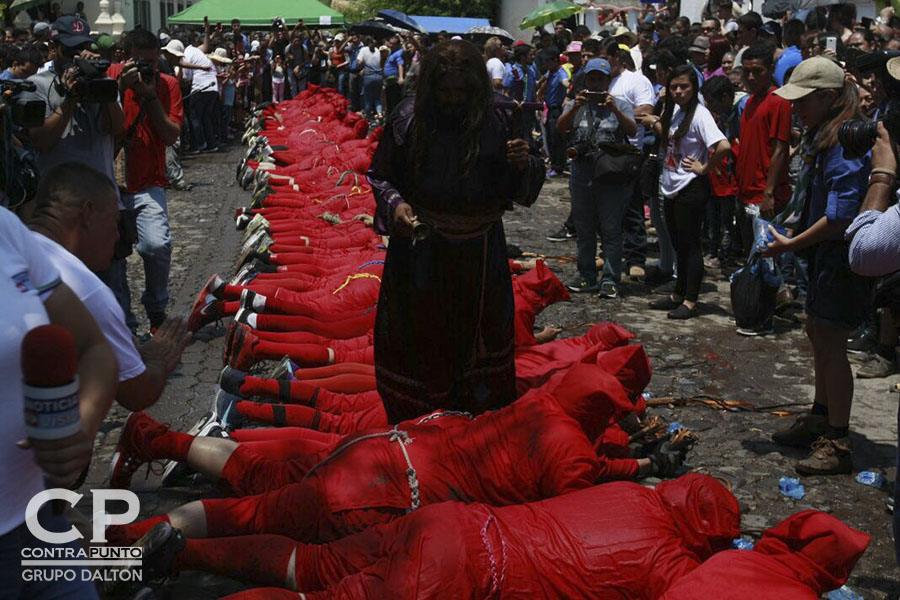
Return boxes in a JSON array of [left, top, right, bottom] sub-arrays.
[[21, 324, 81, 441]]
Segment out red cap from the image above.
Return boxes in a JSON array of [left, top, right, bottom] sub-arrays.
[[21, 325, 77, 387]]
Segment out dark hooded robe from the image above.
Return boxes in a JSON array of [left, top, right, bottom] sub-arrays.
[[367, 95, 545, 422]]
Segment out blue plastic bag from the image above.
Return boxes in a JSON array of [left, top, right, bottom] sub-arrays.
[[778, 476, 805, 500]]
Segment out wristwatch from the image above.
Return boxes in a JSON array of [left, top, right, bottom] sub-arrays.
[[868, 172, 896, 187]]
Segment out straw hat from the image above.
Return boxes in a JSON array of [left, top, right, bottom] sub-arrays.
[[209, 47, 233, 64], [614, 26, 637, 47], [887, 56, 900, 82]]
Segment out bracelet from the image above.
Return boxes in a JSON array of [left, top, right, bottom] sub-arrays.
[[871, 168, 897, 178], [868, 173, 896, 187]]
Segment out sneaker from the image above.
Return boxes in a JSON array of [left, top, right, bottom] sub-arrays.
[[667, 304, 698, 320], [218, 365, 247, 396], [736, 318, 774, 336], [109, 412, 167, 489], [567, 278, 600, 293], [230, 265, 258, 287], [235, 213, 252, 230], [133, 522, 185, 582], [771, 413, 830, 448], [598, 280, 618, 299], [266, 356, 299, 381], [239, 288, 266, 312], [227, 324, 259, 371], [170, 180, 193, 192], [234, 308, 255, 328], [214, 389, 246, 430], [846, 327, 877, 355], [795, 436, 853, 476], [856, 353, 899, 379], [546, 226, 575, 242], [187, 275, 224, 333]]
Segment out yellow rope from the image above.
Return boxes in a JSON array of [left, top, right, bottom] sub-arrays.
[[332, 273, 381, 295]]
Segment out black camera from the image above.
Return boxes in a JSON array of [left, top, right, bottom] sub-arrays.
[[134, 59, 157, 84], [839, 107, 900, 159], [566, 141, 592, 160], [0, 79, 45, 128], [68, 57, 119, 103]]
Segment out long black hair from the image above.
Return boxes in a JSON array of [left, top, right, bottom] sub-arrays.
[[660, 64, 700, 152], [411, 40, 493, 179]]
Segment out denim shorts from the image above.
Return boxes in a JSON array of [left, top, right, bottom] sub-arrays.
[[806, 240, 871, 331]]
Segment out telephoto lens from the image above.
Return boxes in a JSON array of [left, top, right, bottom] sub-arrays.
[[838, 119, 879, 159]]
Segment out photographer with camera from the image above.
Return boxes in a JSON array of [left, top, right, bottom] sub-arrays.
[[19, 16, 123, 187], [102, 29, 183, 335], [556, 58, 637, 299], [762, 57, 872, 476]]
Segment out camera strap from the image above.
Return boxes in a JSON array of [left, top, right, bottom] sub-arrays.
[[115, 100, 149, 157]]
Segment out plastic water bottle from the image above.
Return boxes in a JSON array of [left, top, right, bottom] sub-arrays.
[[778, 476, 805, 500], [732, 538, 754, 550], [666, 422, 684, 434], [827, 585, 863, 600], [855, 471, 886, 489]]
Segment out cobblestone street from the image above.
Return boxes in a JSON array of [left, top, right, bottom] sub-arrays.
[[83, 149, 900, 598]]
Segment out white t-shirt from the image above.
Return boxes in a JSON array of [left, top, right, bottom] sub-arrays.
[[184, 45, 218, 93], [630, 45, 643, 71], [609, 69, 655, 148], [660, 103, 726, 198], [486, 57, 505, 83], [357, 46, 383, 76], [31, 232, 145, 383], [0, 207, 62, 535]]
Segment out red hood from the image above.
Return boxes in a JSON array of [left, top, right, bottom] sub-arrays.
[[753, 510, 870, 594], [592, 344, 652, 399], [656, 474, 741, 561], [513, 260, 571, 313], [550, 362, 636, 440]]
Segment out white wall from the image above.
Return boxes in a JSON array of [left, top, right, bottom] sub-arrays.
[[498, 0, 544, 43]]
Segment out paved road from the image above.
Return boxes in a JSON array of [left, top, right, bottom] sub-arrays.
[[84, 150, 899, 598]]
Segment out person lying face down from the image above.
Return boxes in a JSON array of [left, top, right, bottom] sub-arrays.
[[129, 473, 741, 599]]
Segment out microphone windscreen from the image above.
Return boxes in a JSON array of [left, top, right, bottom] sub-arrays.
[[21, 324, 78, 387]]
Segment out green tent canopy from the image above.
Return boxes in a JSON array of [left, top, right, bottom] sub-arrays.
[[168, 0, 344, 27]]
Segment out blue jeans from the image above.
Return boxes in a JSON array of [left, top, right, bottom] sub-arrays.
[[570, 161, 629, 284], [362, 73, 383, 119], [0, 506, 98, 600], [336, 69, 350, 98], [102, 186, 171, 330]]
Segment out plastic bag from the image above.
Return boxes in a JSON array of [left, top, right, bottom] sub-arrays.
[[730, 251, 779, 329]]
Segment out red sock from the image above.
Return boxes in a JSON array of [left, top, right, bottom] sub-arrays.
[[174, 535, 295, 588], [106, 515, 170, 546], [255, 313, 372, 338], [231, 426, 338, 445], [221, 301, 240, 316], [236, 401, 320, 429], [240, 376, 319, 404], [148, 429, 195, 462], [295, 363, 375, 379], [253, 340, 332, 367], [301, 373, 376, 393]]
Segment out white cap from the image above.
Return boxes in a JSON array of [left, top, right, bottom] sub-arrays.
[[163, 39, 184, 57]]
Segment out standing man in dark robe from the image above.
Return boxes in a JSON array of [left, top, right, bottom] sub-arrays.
[[367, 40, 545, 423]]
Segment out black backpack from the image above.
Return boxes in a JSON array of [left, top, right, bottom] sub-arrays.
[[730, 253, 778, 329]]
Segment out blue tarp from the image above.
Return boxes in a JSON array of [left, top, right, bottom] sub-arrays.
[[409, 15, 492, 34]]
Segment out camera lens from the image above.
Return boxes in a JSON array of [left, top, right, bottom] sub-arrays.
[[839, 119, 879, 159]]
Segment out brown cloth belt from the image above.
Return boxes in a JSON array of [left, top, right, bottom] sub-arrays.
[[413, 205, 504, 241]]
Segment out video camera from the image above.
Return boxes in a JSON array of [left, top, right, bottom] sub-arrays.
[[0, 79, 45, 128], [66, 57, 119, 103], [838, 50, 900, 159]]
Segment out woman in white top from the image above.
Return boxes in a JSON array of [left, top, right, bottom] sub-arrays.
[[644, 65, 730, 319]]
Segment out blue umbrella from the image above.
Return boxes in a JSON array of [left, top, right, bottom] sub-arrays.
[[377, 9, 427, 34]]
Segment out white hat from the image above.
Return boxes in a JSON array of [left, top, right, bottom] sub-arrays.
[[209, 47, 232, 64], [163, 39, 184, 57], [250, 39, 260, 51]]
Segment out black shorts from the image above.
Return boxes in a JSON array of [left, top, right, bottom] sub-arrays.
[[806, 240, 872, 330]]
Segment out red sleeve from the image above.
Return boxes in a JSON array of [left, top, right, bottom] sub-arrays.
[[162, 73, 184, 127], [768, 96, 792, 144]]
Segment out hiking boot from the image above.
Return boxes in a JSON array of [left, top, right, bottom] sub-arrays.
[[567, 278, 600, 293], [598, 280, 618, 299], [856, 353, 899, 379], [546, 225, 575, 242], [109, 412, 167, 489], [795, 436, 853, 476], [771, 413, 830, 448]]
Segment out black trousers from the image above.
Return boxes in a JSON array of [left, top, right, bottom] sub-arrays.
[[664, 177, 709, 303]]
